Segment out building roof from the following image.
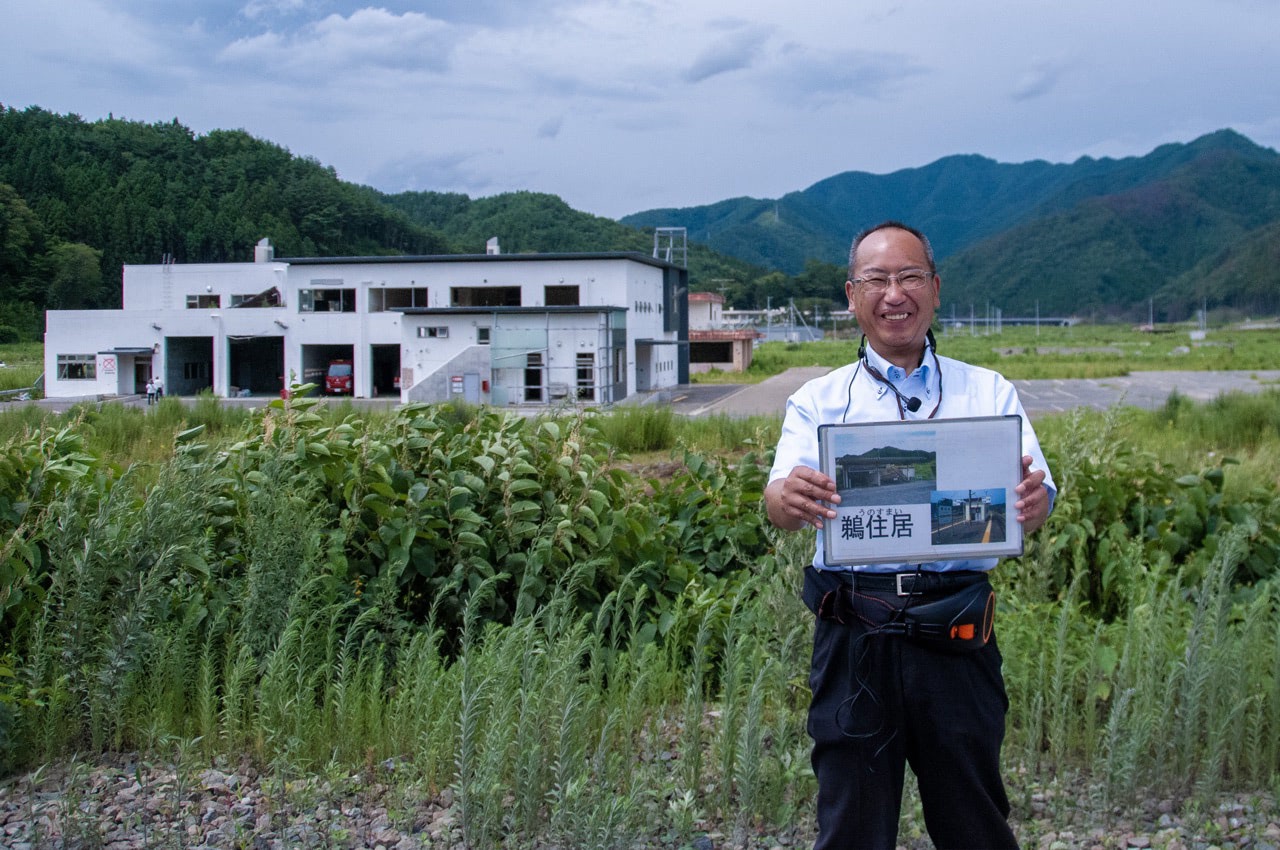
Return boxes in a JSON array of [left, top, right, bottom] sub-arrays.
[[689, 329, 761, 341], [278, 251, 683, 272], [689, 291, 725, 304], [397, 305, 627, 316]]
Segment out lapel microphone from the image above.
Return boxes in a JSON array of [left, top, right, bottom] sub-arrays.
[[858, 335, 925, 413]]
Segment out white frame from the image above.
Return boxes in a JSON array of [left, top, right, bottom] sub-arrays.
[[818, 415, 1024, 565]]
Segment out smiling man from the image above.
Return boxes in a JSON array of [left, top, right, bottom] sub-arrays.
[[764, 221, 1056, 850]]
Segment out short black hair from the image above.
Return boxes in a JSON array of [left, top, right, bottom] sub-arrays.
[[848, 220, 937, 277]]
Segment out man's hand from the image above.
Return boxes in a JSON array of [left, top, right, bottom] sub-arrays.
[[1014, 455, 1050, 534], [765, 466, 840, 531]]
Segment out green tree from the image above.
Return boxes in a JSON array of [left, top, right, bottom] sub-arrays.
[[0, 183, 41, 293], [39, 242, 103, 310]]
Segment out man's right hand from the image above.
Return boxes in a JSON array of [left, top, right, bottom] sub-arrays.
[[764, 466, 840, 531]]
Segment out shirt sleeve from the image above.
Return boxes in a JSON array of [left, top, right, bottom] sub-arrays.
[[993, 372, 1057, 514], [769, 393, 819, 483]]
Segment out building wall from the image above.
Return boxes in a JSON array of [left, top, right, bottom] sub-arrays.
[[46, 251, 684, 402], [401, 311, 633, 406], [123, 263, 288, 311], [688, 295, 724, 329]]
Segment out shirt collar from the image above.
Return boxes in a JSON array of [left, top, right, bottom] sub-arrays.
[[863, 340, 933, 383]]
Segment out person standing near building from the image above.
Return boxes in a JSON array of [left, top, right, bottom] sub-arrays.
[[764, 221, 1055, 850], [145, 379, 155, 405], [153, 376, 163, 399]]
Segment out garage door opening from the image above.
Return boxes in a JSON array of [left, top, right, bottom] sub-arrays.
[[371, 344, 400, 396], [302, 344, 355, 396], [228, 336, 285, 397], [166, 337, 214, 396]]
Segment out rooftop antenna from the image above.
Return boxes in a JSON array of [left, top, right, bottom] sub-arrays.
[[653, 227, 687, 268]]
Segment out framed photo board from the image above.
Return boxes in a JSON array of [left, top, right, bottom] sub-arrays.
[[817, 415, 1024, 565]]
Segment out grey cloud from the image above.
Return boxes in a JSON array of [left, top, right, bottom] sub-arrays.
[[768, 46, 928, 103], [345, 0, 576, 28], [368, 150, 501, 195], [219, 7, 455, 76], [1010, 64, 1063, 101], [537, 115, 564, 139], [240, 0, 307, 21], [525, 70, 663, 104], [683, 27, 771, 84]]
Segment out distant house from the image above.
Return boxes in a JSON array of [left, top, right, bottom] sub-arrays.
[[687, 291, 760, 373], [43, 239, 689, 404]]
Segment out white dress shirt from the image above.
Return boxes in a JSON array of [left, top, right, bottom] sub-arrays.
[[769, 341, 1056, 573]]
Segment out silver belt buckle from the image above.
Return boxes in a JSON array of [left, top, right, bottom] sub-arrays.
[[896, 573, 911, 596]]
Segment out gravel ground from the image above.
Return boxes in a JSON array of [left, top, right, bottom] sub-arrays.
[[1, 753, 1278, 849]]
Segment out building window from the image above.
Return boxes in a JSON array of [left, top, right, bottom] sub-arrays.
[[524, 352, 544, 402], [576, 353, 595, 400], [183, 362, 210, 380], [229, 288, 281, 308], [186, 294, 221, 309], [57, 354, 96, 380], [451, 286, 521, 307], [416, 326, 449, 338], [477, 327, 491, 345], [546, 285, 579, 306], [369, 287, 429, 312], [299, 288, 356, 313]]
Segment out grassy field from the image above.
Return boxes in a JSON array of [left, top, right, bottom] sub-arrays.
[[6, 322, 1279, 397], [731, 321, 1280, 383], [0, 342, 42, 394]]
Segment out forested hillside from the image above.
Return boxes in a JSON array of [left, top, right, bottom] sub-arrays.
[[624, 130, 1280, 322], [940, 132, 1280, 320], [0, 106, 778, 342], [5, 103, 1277, 340], [377, 188, 769, 296], [0, 105, 452, 340]]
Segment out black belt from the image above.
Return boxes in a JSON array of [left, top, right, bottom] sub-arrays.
[[846, 569, 988, 597]]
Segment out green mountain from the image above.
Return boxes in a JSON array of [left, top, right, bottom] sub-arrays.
[[0, 105, 768, 340], [3, 102, 1277, 340], [620, 154, 1117, 272], [0, 104, 453, 338], [940, 132, 1280, 319], [377, 189, 767, 292], [622, 130, 1280, 321]]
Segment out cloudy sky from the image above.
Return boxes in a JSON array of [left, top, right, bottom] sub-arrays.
[[4, 1, 1280, 219]]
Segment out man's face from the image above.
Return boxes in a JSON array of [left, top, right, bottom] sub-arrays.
[[845, 227, 941, 370]]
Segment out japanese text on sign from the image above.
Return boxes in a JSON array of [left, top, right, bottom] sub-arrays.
[[840, 508, 915, 541]]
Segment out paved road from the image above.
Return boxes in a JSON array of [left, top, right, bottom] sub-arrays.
[[664, 368, 1280, 419]]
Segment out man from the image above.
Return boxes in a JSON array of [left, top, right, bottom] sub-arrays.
[[764, 221, 1054, 850]]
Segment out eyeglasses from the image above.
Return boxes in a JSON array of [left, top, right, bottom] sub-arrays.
[[852, 269, 935, 293]]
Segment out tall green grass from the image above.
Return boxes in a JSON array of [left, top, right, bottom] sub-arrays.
[[0, 342, 43, 393], [2, 388, 1280, 845]]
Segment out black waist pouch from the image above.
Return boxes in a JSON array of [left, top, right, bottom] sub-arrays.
[[890, 579, 995, 653], [806, 567, 995, 654]]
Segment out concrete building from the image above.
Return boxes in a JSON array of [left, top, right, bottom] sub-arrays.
[[43, 239, 689, 405], [687, 291, 760, 373]]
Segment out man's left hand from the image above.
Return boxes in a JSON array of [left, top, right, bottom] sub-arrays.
[[1015, 455, 1050, 534]]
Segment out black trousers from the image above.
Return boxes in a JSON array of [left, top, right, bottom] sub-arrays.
[[804, 567, 1017, 850]]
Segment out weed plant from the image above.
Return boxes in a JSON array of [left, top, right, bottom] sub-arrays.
[[1, 390, 1279, 844]]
